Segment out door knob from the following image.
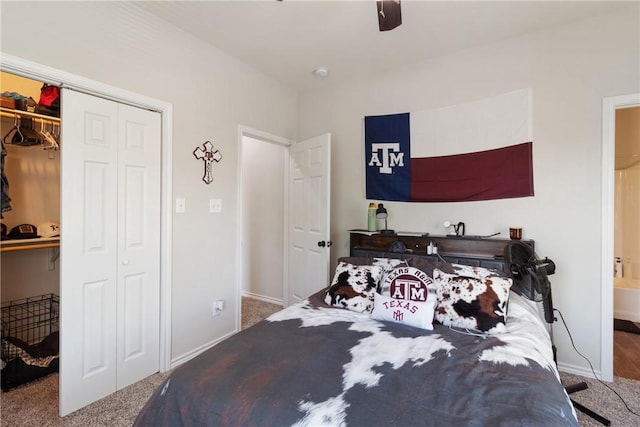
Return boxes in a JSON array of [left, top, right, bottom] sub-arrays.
[[317, 241, 326, 247]]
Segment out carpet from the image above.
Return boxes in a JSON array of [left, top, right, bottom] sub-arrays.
[[614, 318, 640, 334], [241, 297, 283, 330]]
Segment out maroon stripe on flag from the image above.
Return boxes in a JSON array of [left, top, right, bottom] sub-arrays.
[[410, 142, 534, 202]]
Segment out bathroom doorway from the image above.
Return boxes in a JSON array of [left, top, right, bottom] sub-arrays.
[[612, 105, 640, 381]]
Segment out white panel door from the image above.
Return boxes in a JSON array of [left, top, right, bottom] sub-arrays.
[[60, 89, 119, 415], [288, 134, 331, 305], [116, 103, 161, 389], [60, 90, 161, 415]]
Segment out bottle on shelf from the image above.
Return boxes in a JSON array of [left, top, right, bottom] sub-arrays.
[[367, 203, 377, 232]]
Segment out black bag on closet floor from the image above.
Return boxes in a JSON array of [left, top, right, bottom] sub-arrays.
[[1, 356, 59, 391], [1, 332, 59, 391]]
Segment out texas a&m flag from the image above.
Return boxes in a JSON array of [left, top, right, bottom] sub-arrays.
[[365, 89, 534, 202]]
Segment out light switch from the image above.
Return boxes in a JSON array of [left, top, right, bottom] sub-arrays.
[[176, 197, 186, 213], [209, 198, 222, 213]]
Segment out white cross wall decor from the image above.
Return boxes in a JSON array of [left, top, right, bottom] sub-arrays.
[[193, 141, 222, 184]]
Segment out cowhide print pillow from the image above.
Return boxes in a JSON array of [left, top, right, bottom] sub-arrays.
[[373, 257, 408, 273], [433, 268, 513, 334], [371, 292, 435, 330], [324, 262, 383, 313], [451, 263, 502, 280], [373, 258, 408, 292]]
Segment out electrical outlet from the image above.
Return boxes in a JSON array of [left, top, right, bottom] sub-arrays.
[[212, 299, 225, 316]]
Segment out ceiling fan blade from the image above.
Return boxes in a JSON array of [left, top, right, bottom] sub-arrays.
[[377, 0, 402, 32]]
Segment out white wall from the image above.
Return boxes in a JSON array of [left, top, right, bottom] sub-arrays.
[[0, 2, 297, 362], [241, 136, 285, 303], [298, 5, 640, 374]]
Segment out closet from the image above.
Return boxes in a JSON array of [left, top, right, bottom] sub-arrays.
[[1, 72, 61, 390], [0, 73, 60, 291], [1, 72, 162, 416]]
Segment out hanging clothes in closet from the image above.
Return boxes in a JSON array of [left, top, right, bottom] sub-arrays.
[[1, 139, 10, 217]]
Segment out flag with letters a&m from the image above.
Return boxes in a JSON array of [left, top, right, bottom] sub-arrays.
[[364, 89, 535, 202]]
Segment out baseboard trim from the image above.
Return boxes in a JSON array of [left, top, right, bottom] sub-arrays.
[[558, 362, 605, 382], [170, 329, 237, 370], [614, 311, 640, 323], [242, 291, 283, 306]]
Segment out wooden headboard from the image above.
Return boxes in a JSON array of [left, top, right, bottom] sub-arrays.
[[349, 231, 535, 274]]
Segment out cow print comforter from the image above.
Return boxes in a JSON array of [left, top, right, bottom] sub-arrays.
[[135, 291, 578, 426]]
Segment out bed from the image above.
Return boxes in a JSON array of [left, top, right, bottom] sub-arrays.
[[135, 256, 579, 426]]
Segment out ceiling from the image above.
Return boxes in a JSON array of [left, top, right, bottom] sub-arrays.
[[136, 1, 627, 93]]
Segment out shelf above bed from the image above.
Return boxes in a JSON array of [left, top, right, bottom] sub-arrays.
[[349, 231, 534, 272]]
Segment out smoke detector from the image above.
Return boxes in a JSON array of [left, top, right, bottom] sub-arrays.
[[313, 66, 329, 78]]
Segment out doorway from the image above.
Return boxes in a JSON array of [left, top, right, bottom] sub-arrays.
[[612, 106, 640, 381], [238, 127, 291, 326], [601, 93, 640, 382], [237, 129, 332, 322]]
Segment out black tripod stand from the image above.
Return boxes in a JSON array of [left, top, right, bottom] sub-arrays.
[[549, 333, 611, 426], [504, 243, 611, 426], [565, 382, 611, 425], [544, 279, 611, 426]]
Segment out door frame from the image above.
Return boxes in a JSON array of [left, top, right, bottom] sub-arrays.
[[237, 126, 292, 326], [0, 53, 173, 372], [600, 93, 640, 382]]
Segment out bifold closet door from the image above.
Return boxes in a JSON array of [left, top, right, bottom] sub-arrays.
[[60, 89, 161, 416]]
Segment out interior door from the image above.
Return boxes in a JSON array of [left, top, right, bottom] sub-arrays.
[[115, 103, 161, 389], [60, 89, 160, 415], [60, 90, 118, 416], [288, 133, 331, 305]]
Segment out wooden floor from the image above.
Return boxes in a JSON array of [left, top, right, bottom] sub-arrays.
[[614, 329, 640, 381]]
